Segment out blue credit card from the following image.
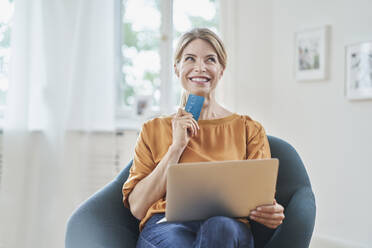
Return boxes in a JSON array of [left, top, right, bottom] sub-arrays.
[[185, 94, 205, 121]]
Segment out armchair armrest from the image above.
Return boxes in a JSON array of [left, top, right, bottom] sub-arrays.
[[65, 180, 139, 248], [265, 186, 316, 248]]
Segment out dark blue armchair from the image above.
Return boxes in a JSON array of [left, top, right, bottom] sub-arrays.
[[65, 136, 316, 248]]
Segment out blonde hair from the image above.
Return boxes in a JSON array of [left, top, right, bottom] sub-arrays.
[[174, 28, 227, 107]]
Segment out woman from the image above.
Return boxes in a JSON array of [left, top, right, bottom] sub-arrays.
[[122, 28, 285, 248]]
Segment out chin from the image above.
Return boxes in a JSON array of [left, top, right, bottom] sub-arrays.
[[184, 85, 214, 96], [186, 87, 210, 96]]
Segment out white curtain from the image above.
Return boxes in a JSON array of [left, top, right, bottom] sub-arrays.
[[0, 0, 118, 247]]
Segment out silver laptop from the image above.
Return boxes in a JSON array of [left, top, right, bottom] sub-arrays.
[[164, 158, 279, 222]]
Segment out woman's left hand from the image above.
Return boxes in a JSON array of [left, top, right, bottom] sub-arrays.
[[249, 199, 285, 229]]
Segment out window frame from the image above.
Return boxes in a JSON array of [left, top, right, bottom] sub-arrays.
[[0, 0, 14, 126], [116, 0, 176, 129]]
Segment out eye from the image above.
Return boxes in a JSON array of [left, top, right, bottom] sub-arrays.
[[207, 57, 217, 63], [185, 56, 194, 62]]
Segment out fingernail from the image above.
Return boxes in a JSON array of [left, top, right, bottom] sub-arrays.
[[257, 207, 262, 211], [251, 211, 256, 215]]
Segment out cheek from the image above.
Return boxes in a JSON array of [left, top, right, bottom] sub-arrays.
[[179, 66, 192, 78], [216, 66, 224, 79], [211, 67, 223, 80]]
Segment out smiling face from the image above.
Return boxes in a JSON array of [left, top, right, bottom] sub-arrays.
[[175, 38, 224, 97]]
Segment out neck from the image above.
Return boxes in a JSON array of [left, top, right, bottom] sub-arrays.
[[198, 94, 230, 120]]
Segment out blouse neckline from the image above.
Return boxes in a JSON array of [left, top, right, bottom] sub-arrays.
[[197, 113, 239, 125]]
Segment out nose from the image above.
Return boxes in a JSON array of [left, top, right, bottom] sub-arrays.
[[194, 59, 206, 72]]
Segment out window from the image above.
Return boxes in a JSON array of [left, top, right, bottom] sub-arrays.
[[119, 0, 219, 118], [0, 0, 14, 119]]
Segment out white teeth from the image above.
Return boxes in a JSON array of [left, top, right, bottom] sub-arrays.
[[190, 77, 208, 82]]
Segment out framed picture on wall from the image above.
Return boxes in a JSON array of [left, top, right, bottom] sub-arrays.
[[294, 26, 330, 81], [345, 41, 372, 100]]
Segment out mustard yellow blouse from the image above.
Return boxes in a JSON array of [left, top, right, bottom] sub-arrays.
[[122, 113, 271, 231]]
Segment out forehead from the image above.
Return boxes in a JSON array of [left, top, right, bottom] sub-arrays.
[[182, 38, 217, 56]]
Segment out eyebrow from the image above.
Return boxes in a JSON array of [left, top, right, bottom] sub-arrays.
[[184, 53, 217, 58]]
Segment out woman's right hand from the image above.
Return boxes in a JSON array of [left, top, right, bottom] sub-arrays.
[[171, 108, 199, 149]]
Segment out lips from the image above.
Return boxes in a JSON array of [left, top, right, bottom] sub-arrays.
[[188, 76, 211, 83]]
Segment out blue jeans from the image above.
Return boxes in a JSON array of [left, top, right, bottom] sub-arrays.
[[136, 214, 254, 248]]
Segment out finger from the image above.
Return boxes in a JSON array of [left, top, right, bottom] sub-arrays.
[[255, 205, 276, 214], [182, 124, 193, 137], [181, 119, 196, 136], [256, 203, 284, 213], [250, 215, 281, 226], [250, 215, 283, 228], [188, 120, 196, 136], [190, 118, 199, 135], [179, 114, 194, 120], [179, 117, 198, 136], [192, 118, 200, 130], [265, 223, 280, 229], [180, 114, 199, 131], [272, 199, 284, 211], [250, 209, 283, 218], [180, 108, 191, 116], [176, 108, 183, 117], [191, 120, 198, 136], [250, 211, 285, 221]]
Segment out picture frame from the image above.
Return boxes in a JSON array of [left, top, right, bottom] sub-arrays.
[[345, 41, 372, 100], [295, 26, 330, 81]]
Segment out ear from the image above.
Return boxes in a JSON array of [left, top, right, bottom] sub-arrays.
[[218, 67, 224, 80], [174, 63, 180, 77]]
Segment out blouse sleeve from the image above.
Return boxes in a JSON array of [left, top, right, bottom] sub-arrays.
[[246, 120, 271, 159], [122, 122, 156, 208]]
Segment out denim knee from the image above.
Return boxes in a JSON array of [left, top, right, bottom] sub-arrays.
[[198, 216, 254, 248], [204, 216, 243, 235], [138, 222, 196, 248]]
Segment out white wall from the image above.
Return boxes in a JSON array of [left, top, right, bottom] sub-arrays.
[[219, 0, 273, 122], [225, 0, 372, 246]]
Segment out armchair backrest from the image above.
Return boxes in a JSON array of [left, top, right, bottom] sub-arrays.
[[268, 135, 312, 205], [115, 160, 133, 185], [251, 135, 315, 248]]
